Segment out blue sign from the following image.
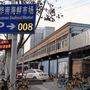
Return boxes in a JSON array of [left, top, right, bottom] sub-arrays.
[[0, 4, 36, 34]]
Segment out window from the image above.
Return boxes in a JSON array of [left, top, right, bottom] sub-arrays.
[[25, 69, 36, 73], [71, 33, 79, 37], [64, 39, 68, 47], [58, 42, 61, 49], [61, 40, 64, 48]]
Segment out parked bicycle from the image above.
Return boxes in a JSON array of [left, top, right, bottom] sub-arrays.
[[16, 74, 31, 90], [66, 73, 90, 90], [7, 75, 30, 90], [16, 78, 29, 90], [57, 74, 68, 88]]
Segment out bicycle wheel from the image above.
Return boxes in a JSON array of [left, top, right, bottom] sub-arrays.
[[57, 82, 62, 88], [57, 80, 63, 88], [17, 79, 29, 90], [17, 85, 28, 90], [78, 82, 84, 90], [66, 81, 73, 90]]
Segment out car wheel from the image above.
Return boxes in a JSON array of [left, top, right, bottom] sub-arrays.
[[33, 76, 37, 80], [43, 80, 46, 82]]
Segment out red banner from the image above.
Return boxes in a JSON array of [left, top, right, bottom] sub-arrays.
[[0, 39, 11, 50]]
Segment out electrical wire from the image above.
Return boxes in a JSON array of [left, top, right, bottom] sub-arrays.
[[19, 0, 47, 50]]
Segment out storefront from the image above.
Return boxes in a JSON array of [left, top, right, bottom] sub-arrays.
[[42, 60, 49, 74], [50, 59, 57, 76], [58, 57, 69, 77]]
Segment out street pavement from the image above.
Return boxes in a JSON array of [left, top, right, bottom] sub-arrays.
[[29, 81, 80, 90], [29, 81, 64, 90]]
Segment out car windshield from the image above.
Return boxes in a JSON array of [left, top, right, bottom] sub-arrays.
[[25, 69, 36, 73]]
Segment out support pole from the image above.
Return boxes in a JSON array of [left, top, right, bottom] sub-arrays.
[[10, 0, 17, 89], [5, 34, 12, 80], [10, 34, 17, 90], [68, 52, 73, 79], [48, 58, 50, 76], [5, 50, 11, 79], [68, 27, 73, 79], [57, 57, 59, 78]]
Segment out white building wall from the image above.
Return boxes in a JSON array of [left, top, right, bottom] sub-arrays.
[[70, 30, 90, 50]]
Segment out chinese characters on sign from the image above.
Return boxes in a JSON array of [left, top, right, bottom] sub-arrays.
[[0, 4, 35, 18], [0, 4, 36, 34], [0, 39, 11, 50]]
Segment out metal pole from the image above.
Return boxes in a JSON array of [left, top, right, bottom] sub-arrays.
[[4, 34, 11, 80], [5, 51, 7, 79], [5, 50, 11, 79], [68, 52, 72, 79], [68, 28, 73, 79], [57, 56, 59, 78], [10, 34, 17, 90], [48, 58, 50, 77], [9, 0, 17, 90]]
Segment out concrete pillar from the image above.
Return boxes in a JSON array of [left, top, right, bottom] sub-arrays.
[[48, 58, 50, 76]]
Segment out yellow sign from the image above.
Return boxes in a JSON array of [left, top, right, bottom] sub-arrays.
[[18, 23, 33, 31]]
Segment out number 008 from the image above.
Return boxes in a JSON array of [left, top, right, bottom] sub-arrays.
[[18, 23, 33, 31]]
